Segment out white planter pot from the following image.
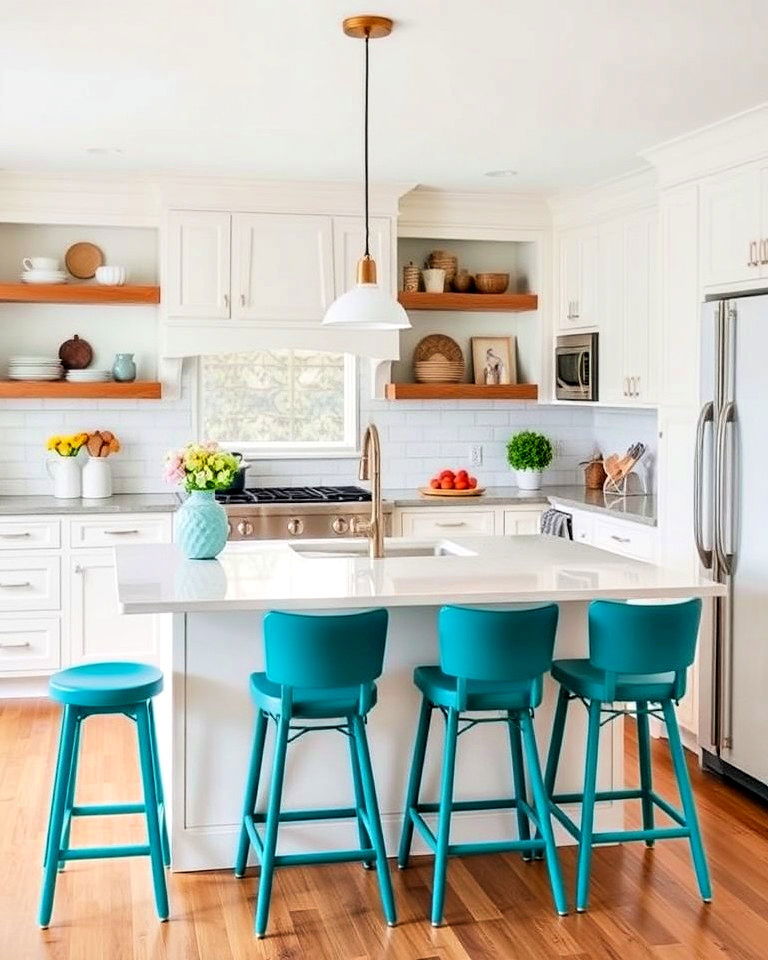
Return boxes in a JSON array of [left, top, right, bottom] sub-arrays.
[[82, 457, 113, 499], [516, 469, 543, 491], [46, 457, 82, 499]]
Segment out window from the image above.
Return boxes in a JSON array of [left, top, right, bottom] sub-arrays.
[[199, 350, 357, 456]]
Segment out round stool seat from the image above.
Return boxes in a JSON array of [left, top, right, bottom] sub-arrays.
[[49, 661, 163, 707]]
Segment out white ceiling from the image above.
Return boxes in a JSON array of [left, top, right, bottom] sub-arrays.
[[3, 0, 768, 192]]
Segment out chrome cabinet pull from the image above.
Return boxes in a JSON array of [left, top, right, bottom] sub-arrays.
[[0, 581, 31, 588], [693, 401, 714, 569], [434, 521, 467, 528], [748, 240, 759, 267], [761, 238, 768, 265], [610, 534, 631, 544], [104, 529, 140, 536], [0, 639, 30, 649], [240, 293, 246, 307], [0, 531, 31, 539], [223, 293, 230, 309]]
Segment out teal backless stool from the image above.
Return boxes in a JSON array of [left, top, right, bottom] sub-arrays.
[[544, 598, 711, 912], [234, 608, 396, 939], [398, 604, 568, 926], [39, 661, 169, 928]]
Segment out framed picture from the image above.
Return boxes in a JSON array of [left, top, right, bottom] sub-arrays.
[[471, 336, 517, 385]]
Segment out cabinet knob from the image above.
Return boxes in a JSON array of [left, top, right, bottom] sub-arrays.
[[73, 564, 83, 575], [287, 517, 304, 536]]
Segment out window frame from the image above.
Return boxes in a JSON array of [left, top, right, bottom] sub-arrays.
[[195, 353, 359, 460]]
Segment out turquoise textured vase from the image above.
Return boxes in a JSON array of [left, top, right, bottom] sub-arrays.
[[175, 491, 229, 560]]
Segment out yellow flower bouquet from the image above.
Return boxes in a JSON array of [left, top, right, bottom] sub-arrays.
[[46, 433, 89, 458]]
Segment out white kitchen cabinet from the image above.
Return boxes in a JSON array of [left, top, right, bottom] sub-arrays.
[[699, 163, 762, 288], [398, 508, 496, 538], [0, 518, 60, 551], [0, 555, 60, 613], [166, 211, 232, 318], [592, 516, 655, 562], [0, 617, 61, 674], [558, 227, 599, 330], [232, 213, 334, 322], [502, 509, 544, 535], [333, 216, 392, 293], [597, 218, 626, 404]]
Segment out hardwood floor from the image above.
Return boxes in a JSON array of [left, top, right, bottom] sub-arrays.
[[2, 698, 768, 959]]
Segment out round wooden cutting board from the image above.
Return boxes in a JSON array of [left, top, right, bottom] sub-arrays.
[[418, 486, 486, 498], [65, 242, 105, 279]]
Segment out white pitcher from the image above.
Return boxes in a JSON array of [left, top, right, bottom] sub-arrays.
[[46, 457, 82, 499], [82, 457, 113, 499]]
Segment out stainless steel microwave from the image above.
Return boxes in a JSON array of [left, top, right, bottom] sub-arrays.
[[555, 333, 598, 401]]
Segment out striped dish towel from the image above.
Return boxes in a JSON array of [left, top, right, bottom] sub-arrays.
[[539, 508, 573, 539]]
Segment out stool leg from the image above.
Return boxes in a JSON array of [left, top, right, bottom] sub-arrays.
[[57, 716, 82, 872], [520, 712, 568, 916], [397, 696, 432, 869], [508, 713, 531, 861], [39, 704, 78, 928], [136, 702, 170, 921], [636, 702, 655, 847], [255, 714, 290, 938], [662, 699, 712, 902], [535, 684, 570, 859], [575, 699, 602, 913], [147, 700, 170, 868], [351, 714, 397, 927], [235, 708, 268, 878], [347, 719, 373, 869], [431, 706, 459, 927]]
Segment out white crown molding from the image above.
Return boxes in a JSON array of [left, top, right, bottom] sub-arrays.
[[398, 187, 551, 234], [548, 167, 658, 228], [641, 101, 768, 187]]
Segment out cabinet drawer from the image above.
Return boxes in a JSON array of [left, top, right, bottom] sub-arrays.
[[70, 515, 172, 549], [502, 509, 544, 536], [593, 519, 655, 561], [0, 617, 60, 673], [0, 518, 60, 550], [571, 513, 594, 545], [399, 509, 496, 538], [0, 556, 60, 612]]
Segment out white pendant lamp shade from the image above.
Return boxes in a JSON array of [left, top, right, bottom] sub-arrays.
[[323, 15, 410, 332]]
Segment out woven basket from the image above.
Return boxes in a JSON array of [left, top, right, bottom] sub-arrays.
[[584, 460, 607, 490]]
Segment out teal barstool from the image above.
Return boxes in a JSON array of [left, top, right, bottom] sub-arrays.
[[544, 598, 711, 912], [39, 661, 169, 928], [234, 608, 396, 939], [398, 604, 568, 926]]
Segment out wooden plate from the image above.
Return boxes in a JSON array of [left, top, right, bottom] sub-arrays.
[[65, 242, 105, 279], [418, 486, 486, 498], [413, 333, 463, 364], [58, 333, 93, 370]]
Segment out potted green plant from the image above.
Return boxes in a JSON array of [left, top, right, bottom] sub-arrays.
[[506, 430, 553, 491]]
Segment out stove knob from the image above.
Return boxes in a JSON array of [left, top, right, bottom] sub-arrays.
[[332, 516, 349, 535], [237, 520, 253, 537], [227, 521, 233, 538], [287, 517, 304, 536]]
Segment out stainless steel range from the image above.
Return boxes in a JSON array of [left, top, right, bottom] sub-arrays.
[[216, 485, 393, 541]]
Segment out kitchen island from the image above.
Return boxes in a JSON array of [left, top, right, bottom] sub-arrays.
[[115, 536, 724, 872]]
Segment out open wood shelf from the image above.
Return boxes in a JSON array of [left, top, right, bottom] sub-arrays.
[[0, 380, 162, 399], [0, 283, 160, 305], [385, 382, 538, 401], [398, 291, 538, 312]]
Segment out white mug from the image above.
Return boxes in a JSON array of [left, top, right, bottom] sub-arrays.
[[95, 265, 127, 286], [23, 257, 59, 272], [422, 268, 446, 293]]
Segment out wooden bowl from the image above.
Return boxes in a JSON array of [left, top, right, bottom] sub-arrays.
[[474, 272, 509, 294], [452, 271, 473, 292]]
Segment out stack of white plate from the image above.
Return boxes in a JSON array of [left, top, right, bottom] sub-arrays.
[[65, 369, 113, 383], [20, 270, 68, 285], [8, 356, 64, 381]]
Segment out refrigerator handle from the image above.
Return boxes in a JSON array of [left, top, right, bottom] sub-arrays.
[[693, 401, 714, 569], [715, 401, 735, 576]]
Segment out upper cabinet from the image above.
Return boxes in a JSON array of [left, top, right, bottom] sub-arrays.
[[165, 211, 231, 318], [557, 227, 599, 329], [699, 162, 767, 288]]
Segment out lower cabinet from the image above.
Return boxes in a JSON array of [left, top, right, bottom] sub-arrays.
[[0, 617, 60, 673], [394, 504, 546, 538], [502, 509, 544, 535]]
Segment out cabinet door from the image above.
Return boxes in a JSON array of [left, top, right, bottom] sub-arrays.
[[166, 211, 231, 318], [699, 164, 761, 287], [399, 509, 496, 537], [333, 216, 392, 294], [597, 217, 626, 404], [578, 229, 600, 328], [760, 166, 768, 278], [558, 232, 580, 329], [623, 208, 657, 403], [502, 509, 543, 535], [70, 553, 160, 664], [232, 214, 334, 322]]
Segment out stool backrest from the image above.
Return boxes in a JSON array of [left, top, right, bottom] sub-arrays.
[[589, 598, 702, 700], [264, 608, 388, 711], [438, 604, 559, 709]]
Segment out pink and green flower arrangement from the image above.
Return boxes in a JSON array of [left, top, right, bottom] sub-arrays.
[[164, 442, 240, 492]]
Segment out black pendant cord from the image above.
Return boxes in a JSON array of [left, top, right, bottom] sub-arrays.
[[363, 32, 370, 258]]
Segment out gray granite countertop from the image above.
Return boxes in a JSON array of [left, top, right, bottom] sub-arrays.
[[0, 493, 179, 516], [384, 485, 657, 527]]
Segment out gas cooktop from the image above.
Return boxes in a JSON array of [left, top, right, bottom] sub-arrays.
[[216, 485, 372, 506]]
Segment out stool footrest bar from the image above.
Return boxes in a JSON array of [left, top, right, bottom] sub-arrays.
[[650, 791, 686, 825], [592, 827, 690, 844], [252, 806, 358, 824], [71, 803, 145, 817], [60, 844, 151, 861]]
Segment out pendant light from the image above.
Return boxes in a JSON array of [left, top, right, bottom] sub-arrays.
[[323, 15, 411, 330]]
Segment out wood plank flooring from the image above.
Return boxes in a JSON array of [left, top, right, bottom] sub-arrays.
[[2, 698, 768, 959]]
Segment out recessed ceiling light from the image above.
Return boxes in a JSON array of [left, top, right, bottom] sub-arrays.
[[484, 168, 517, 178]]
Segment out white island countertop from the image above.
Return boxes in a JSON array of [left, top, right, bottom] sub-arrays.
[[115, 536, 725, 614]]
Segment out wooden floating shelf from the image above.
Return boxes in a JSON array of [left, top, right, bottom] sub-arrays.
[[385, 383, 538, 401], [0, 381, 162, 399], [398, 291, 538, 312], [0, 283, 160, 305]]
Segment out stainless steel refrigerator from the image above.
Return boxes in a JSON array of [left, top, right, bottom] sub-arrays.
[[696, 293, 768, 798]]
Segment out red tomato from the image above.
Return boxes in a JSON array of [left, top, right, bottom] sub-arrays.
[[468, 476, 478, 489], [455, 480, 469, 490], [440, 478, 455, 490], [439, 469, 455, 480], [429, 478, 440, 489], [456, 469, 469, 479]]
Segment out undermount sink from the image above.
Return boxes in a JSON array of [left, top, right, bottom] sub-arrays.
[[289, 539, 475, 560]]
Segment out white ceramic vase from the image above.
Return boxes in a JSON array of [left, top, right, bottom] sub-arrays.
[[516, 468, 543, 491], [46, 457, 82, 499], [82, 457, 113, 499]]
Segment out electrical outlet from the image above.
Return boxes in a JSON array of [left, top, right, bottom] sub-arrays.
[[469, 444, 483, 467]]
